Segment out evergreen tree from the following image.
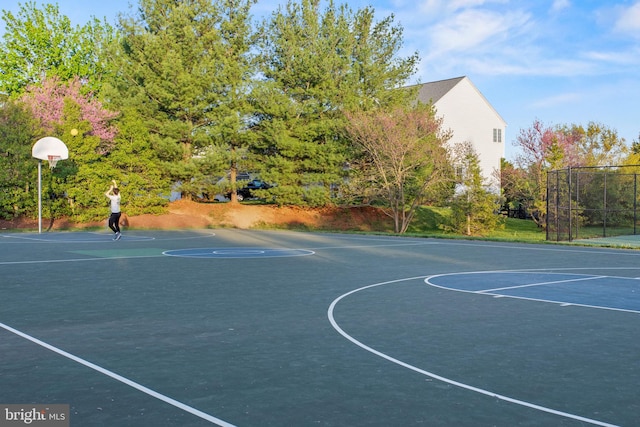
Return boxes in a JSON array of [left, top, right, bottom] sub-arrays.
[[0, 98, 41, 219], [447, 142, 503, 236], [110, 0, 258, 200], [253, 0, 418, 206], [101, 105, 171, 216], [202, 0, 258, 202]]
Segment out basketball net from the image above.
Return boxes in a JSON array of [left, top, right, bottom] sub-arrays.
[[47, 155, 61, 169]]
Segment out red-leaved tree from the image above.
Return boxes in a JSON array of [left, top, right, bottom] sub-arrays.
[[20, 76, 118, 148]]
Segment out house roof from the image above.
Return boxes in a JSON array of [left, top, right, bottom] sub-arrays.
[[413, 76, 466, 104], [410, 76, 506, 126]]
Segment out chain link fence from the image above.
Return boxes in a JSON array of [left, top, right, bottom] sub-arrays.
[[547, 166, 640, 241]]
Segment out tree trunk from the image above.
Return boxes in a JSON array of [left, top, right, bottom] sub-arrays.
[[230, 164, 238, 203]]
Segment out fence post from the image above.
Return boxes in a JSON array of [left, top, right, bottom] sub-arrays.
[[603, 172, 607, 238], [546, 171, 550, 241], [575, 171, 580, 240], [555, 170, 560, 241], [568, 166, 572, 241], [635, 173, 638, 235]]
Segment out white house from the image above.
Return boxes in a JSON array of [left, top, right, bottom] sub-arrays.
[[413, 76, 506, 190]]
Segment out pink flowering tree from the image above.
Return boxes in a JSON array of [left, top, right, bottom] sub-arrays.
[[505, 119, 626, 227], [507, 119, 576, 227], [20, 76, 118, 150], [19, 76, 120, 222], [514, 119, 581, 173]]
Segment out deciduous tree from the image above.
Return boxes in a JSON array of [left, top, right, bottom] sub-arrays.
[[19, 76, 120, 221], [21, 76, 118, 148], [0, 1, 114, 97], [507, 119, 628, 228], [344, 103, 451, 233]]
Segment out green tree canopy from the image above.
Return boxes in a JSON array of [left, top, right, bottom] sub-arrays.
[[252, 0, 419, 206], [506, 119, 629, 228], [109, 0, 258, 201], [19, 77, 117, 221], [0, 1, 114, 97], [0, 98, 41, 219], [447, 142, 503, 236]]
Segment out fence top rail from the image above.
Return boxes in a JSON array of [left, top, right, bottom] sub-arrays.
[[550, 164, 640, 173]]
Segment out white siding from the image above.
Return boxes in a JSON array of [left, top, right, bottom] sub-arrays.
[[431, 77, 505, 189]]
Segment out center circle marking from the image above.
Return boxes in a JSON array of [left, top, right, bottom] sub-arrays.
[[163, 247, 314, 259]]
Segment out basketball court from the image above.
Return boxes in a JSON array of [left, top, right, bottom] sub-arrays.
[[1, 229, 638, 426]]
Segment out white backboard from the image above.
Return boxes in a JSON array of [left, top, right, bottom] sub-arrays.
[[32, 137, 69, 160]]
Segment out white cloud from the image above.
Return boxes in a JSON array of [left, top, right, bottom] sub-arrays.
[[582, 48, 640, 66], [415, 0, 508, 15], [424, 9, 531, 57], [436, 52, 599, 78], [530, 92, 583, 109], [362, 0, 640, 87], [614, 1, 640, 34], [550, 0, 571, 13]]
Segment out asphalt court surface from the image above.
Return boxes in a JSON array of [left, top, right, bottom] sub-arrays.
[[1, 229, 639, 426]]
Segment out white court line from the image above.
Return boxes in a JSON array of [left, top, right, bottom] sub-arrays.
[[1, 234, 154, 242], [0, 241, 434, 265], [304, 241, 436, 251], [0, 322, 235, 427], [0, 231, 216, 243], [0, 255, 164, 266], [328, 277, 620, 427], [478, 275, 606, 293], [162, 247, 315, 259]]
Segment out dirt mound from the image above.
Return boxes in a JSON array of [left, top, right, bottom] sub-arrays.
[[133, 200, 392, 231], [0, 200, 393, 232]]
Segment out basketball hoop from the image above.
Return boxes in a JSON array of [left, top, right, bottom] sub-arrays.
[[47, 155, 62, 169], [32, 137, 69, 234]]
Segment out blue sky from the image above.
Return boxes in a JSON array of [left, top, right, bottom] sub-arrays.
[[2, 0, 639, 160]]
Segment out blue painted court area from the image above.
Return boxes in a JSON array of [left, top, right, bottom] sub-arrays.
[[426, 271, 640, 313]]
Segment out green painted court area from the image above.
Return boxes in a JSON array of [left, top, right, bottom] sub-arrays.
[[70, 248, 167, 258], [1, 229, 639, 427]]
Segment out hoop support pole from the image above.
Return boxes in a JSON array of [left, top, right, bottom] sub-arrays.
[[37, 160, 42, 234]]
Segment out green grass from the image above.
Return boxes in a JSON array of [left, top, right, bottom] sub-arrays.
[[404, 206, 546, 243], [487, 217, 546, 242]]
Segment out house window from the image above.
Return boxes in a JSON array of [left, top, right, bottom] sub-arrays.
[[493, 128, 502, 143]]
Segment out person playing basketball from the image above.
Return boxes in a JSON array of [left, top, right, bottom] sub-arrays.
[[105, 180, 122, 240]]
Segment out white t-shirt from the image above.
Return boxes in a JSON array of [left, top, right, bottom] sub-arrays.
[[108, 194, 121, 213]]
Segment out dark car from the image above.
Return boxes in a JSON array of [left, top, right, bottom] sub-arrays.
[[246, 179, 271, 190], [238, 179, 272, 200]]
